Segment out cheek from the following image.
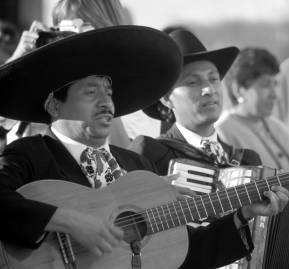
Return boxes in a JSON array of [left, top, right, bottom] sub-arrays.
[[171, 89, 198, 108], [60, 101, 92, 120], [244, 90, 258, 107]]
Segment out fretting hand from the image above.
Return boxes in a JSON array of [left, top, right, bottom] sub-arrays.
[[241, 185, 289, 220]]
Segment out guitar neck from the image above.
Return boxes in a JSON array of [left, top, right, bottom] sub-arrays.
[[145, 172, 289, 235]]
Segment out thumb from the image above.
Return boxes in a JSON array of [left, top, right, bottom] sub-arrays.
[[161, 173, 180, 184]]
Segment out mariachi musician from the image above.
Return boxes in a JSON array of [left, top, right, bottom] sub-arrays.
[[129, 29, 289, 268]]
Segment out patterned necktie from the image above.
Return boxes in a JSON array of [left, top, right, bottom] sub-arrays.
[[200, 139, 228, 165], [80, 147, 125, 188]]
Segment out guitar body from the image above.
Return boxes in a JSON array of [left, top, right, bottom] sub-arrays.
[[0, 171, 188, 269]]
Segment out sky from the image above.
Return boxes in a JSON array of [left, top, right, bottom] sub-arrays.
[[120, 0, 289, 29]]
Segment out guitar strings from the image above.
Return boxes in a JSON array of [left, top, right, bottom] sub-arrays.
[[115, 175, 288, 226], [114, 175, 289, 230], [115, 175, 289, 228]]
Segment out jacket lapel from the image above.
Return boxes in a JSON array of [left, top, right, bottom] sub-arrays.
[[161, 124, 233, 164], [162, 124, 187, 142]]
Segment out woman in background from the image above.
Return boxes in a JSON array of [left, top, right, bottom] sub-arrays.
[[217, 47, 289, 171], [216, 47, 289, 269]]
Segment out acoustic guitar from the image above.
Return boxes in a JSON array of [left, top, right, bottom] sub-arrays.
[[0, 170, 288, 269]]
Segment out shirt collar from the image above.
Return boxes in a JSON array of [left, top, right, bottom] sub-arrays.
[[51, 126, 110, 164], [176, 122, 218, 148]]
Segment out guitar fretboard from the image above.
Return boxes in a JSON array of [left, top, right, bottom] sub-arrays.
[[143, 172, 289, 235]]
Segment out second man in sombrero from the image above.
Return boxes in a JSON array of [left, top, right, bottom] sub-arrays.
[[129, 29, 289, 268]]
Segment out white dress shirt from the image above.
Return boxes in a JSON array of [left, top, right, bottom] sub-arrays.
[[51, 126, 110, 164], [176, 122, 219, 149]]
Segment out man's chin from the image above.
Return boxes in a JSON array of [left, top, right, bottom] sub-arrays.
[[85, 125, 110, 139]]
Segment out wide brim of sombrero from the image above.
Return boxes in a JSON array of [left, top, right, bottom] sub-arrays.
[[143, 46, 239, 121], [0, 25, 182, 123]]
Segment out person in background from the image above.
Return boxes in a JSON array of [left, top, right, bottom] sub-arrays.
[[0, 20, 20, 64], [216, 47, 289, 269], [52, 0, 128, 28], [0, 20, 50, 151], [216, 47, 289, 171], [272, 57, 289, 127]]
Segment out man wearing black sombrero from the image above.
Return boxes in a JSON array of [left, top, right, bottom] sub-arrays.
[[129, 29, 289, 268], [0, 26, 183, 261]]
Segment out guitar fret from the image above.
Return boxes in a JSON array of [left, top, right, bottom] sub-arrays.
[[172, 202, 181, 225], [202, 193, 216, 216], [224, 189, 233, 211], [155, 207, 165, 231], [187, 198, 200, 220], [148, 208, 159, 232], [255, 180, 266, 198], [169, 202, 180, 227], [216, 192, 224, 213], [185, 199, 195, 222], [276, 174, 282, 186], [145, 209, 155, 234], [265, 177, 270, 191], [200, 196, 208, 217], [244, 185, 252, 204], [174, 201, 187, 225], [218, 191, 232, 212], [194, 196, 208, 219], [152, 208, 163, 231], [161, 205, 170, 229], [208, 194, 216, 215], [179, 200, 188, 223], [236, 185, 251, 205], [165, 204, 175, 228], [193, 197, 202, 220], [253, 180, 262, 200], [226, 187, 240, 209], [210, 192, 222, 213], [234, 186, 242, 207]]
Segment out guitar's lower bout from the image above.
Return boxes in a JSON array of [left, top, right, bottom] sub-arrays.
[[1, 171, 189, 269]]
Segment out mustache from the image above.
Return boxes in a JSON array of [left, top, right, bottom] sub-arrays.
[[95, 106, 114, 116]]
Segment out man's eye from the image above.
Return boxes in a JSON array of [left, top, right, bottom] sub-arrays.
[[86, 90, 95, 95], [187, 80, 198, 85], [210, 77, 220, 83]]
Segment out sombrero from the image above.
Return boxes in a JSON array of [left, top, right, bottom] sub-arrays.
[[0, 25, 182, 123], [143, 29, 239, 122]]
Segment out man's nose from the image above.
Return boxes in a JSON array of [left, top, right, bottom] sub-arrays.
[[97, 96, 114, 111], [201, 86, 215, 96]]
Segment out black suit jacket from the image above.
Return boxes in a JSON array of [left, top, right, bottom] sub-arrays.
[[130, 124, 262, 175], [0, 131, 155, 248], [129, 124, 262, 269]]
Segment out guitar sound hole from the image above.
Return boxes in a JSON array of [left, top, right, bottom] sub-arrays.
[[115, 211, 147, 244]]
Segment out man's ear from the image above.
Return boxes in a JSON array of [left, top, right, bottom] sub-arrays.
[[160, 95, 174, 109], [46, 97, 60, 118]]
